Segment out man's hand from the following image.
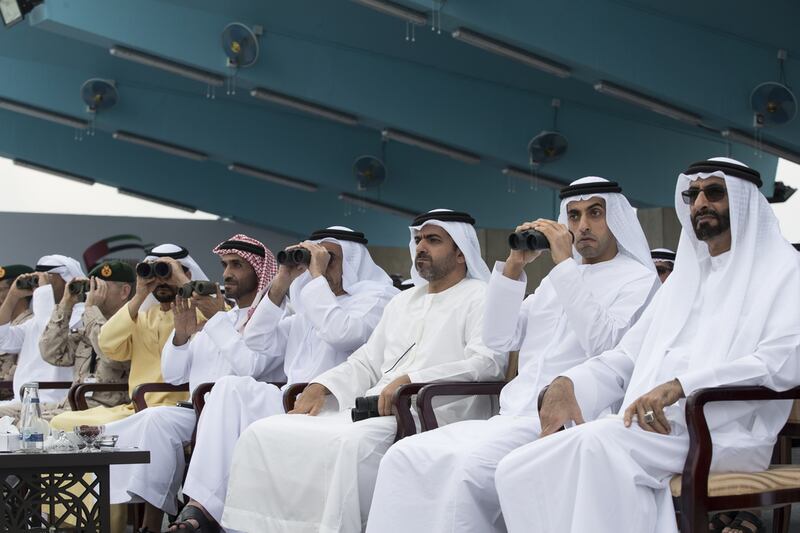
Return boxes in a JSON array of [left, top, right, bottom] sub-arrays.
[[172, 296, 199, 346], [623, 379, 684, 435], [133, 267, 159, 298], [304, 241, 332, 279], [268, 245, 308, 306], [378, 374, 411, 416], [85, 277, 108, 309], [191, 284, 225, 320], [7, 272, 39, 303], [289, 383, 330, 416], [531, 219, 574, 265], [60, 278, 82, 311], [159, 258, 191, 287], [504, 221, 544, 279], [539, 377, 585, 437]]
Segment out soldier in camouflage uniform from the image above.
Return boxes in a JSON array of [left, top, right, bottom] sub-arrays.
[[0, 265, 34, 401], [0, 261, 135, 421]]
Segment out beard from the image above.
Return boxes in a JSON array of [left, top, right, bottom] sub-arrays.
[[692, 207, 731, 241], [153, 284, 177, 303], [415, 252, 458, 282]]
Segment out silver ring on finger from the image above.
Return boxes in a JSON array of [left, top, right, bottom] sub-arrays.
[[643, 410, 656, 424]]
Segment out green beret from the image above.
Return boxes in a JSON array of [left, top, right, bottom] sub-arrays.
[[88, 260, 135, 283], [0, 265, 34, 282]]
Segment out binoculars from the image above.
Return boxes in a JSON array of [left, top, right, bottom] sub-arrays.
[[177, 281, 216, 298], [508, 230, 550, 251], [351, 395, 382, 422], [136, 261, 171, 279], [68, 280, 91, 297], [276, 248, 312, 267], [15, 277, 39, 290]]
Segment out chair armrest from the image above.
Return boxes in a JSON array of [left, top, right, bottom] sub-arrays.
[[71, 383, 128, 411], [19, 381, 73, 402], [191, 382, 215, 417], [415, 382, 506, 431], [0, 381, 12, 391], [679, 385, 800, 531], [283, 383, 309, 413], [131, 382, 189, 412], [392, 383, 429, 440]]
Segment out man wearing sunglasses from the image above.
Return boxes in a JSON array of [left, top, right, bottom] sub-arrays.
[[494, 157, 800, 533]]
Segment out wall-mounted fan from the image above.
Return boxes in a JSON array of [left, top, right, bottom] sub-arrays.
[[751, 82, 796, 126], [353, 155, 387, 190], [528, 131, 568, 164], [80, 79, 118, 113], [222, 22, 260, 68]]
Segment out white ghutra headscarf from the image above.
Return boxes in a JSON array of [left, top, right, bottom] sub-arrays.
[[557, 177, 655, 273], [35, 255, 85, 282], [622, 157, 800, 414], [407, 209, 490, 287], [288, 227, 398, 312]]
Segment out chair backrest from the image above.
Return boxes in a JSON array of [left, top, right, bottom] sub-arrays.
[[789, 400, 800, 424], [504, 351, 519, 382]]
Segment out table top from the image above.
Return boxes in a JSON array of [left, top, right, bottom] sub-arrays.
[[0, 449, 150, 468]]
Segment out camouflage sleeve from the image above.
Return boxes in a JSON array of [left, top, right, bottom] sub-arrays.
[[39, 303, 78, 367], [83, 306, 127, 371]]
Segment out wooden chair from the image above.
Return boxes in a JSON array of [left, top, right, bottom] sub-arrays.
[[69, 382, 128, 411], [673, 386, 800, 533], [283, 382, 427, 442], [413, 351, 519, 431]]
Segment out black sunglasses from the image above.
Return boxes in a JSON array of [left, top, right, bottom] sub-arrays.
[[681, 184, 727, 205]]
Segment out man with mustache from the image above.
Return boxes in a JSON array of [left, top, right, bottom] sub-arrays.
[[100, 235, 280, 533], [367, 177, 659, 533], [221, 210, 506, 533], [50, 244, 207, 434], [168, 227, 397, 532], [493, 158, 800, 533]]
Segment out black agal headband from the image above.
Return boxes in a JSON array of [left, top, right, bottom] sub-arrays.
[[218, 240, 265, 257], [309, 228, 368, 245], [683, 160, 762, 188], [651, 250, 676, 262], [412, 211, 476, 226], [559, 181, 623, 200], [147, 246, 190, 260]]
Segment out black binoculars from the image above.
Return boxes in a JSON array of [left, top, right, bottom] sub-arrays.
[[508, 230, 551, 251], [15, 277, 39, 290], [68, 280, 91, 296], [136, 261, 171, 279], [351, 395, 382, 422], [177, 281, 216, 298], [276, 248, 312, 267]]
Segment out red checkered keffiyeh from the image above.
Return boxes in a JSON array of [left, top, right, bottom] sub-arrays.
[[213, 234, 278, 330], [212, 234, 277, 293]]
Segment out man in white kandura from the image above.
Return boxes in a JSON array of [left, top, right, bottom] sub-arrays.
[[0, 255, 85, 406], [106, 234, 278, 532], [494, 158, 800, 533], [367, 177, 660, 533], [221, 209, 507, 533], [169, 227, 397, 532]]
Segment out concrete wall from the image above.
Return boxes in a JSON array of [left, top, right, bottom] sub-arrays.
[[0, 212, 297, 282]]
